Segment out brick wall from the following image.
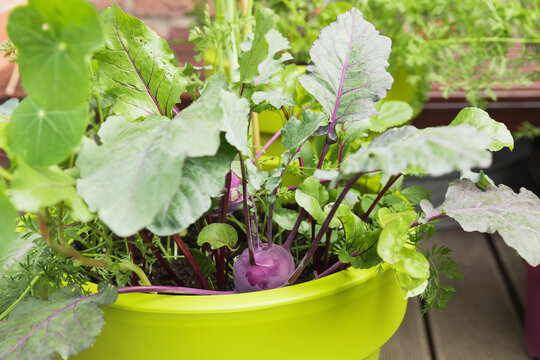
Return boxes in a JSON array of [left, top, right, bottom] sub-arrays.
[[0, 0, 198, 99]]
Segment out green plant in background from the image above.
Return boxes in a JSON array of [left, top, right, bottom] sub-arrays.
[[0, 1, 539, 359]]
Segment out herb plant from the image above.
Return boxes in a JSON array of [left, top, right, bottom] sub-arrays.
[[0, 1, 539, 359]]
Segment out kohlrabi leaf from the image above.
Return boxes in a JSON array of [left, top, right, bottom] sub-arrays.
[[341, 125, 492, 177], [197, 223, 238, 251], [254, 29, 293, 85], [0, 283, 117, 360], [450, 107, 513, 151], [239, 8, 278, 83], [7, 0, 102, 110], [298, 8, 393, 126], [0, 188, 17, 258], [77, 116, 190, 236], [175, 74, 249, 156], [426, 179, 540, 266], [281, 111, 326, 162], [96, 4, 186, 119], [251, 90, 294, 109], [370, 100, 413, 133], [7, 98, 88, 167], [295, 176, 341, 228], [10, 161, 92, 222], [149, 142, 236, 236]]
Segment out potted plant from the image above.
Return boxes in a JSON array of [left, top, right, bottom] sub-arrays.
[[0, 1, 539, 360]]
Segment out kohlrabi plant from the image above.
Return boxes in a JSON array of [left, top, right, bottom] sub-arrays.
[[0, 1, 539, 359]]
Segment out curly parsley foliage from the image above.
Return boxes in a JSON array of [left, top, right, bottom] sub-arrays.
[[410, 223, 463, 312]]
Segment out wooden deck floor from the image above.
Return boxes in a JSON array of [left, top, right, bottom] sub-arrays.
[[381, 227, 531, 360]]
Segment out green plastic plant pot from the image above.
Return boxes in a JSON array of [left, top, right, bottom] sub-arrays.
[[72, 266, 407, 360]]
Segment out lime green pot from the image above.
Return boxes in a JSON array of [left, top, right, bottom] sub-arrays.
[[72, 266, 406, 360]]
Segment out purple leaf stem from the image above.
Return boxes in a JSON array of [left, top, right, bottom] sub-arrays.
[[283, 208, 306, 251], [254, 128, 282, 161], [322, 229, 332, 271], [219, 172, 233, 223], [118, 286, 235, 295], [287, 171, 365, 285], [172, 105, 180, 115], [361, 174, 402, 222], [238, 152, 256, 265], [172, 234, 210, 290]]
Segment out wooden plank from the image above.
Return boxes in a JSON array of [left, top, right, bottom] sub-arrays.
[[491, 233, 527, 308], [381, 297, 433, 359], [427, 230, 530, 360]]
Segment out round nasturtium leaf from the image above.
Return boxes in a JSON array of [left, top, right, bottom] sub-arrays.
[[7, 98, 88, 167], [7, 0, 102, 110]]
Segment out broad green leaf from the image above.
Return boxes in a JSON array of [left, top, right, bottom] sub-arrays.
[[378, 215, 429, 298], [341, 120, 370, 147], [341, 125, 492, 177], [175, 74, 249, 156], [427, 179, 540, 266], [295, 177, 340, 227], [219, 90, 250, 155], [251, 90, 294, 109], [197, 223, 238, 251], [0, 189, 17, 258], [149, 142, 236, 236], [7, 98, 88, 167], [239, 8, 277, 83], [370, 101, 413, 133], [254, 29, 293, 85], [298, 8, 393, 125], [10, 161, 92, 222], [0, 283, 116, 360], [450, 107, 513, 151], [190, 248, 216, 278], [7, 0, 102, 110], [77, 116, 190, 236], [273, 208, 299, 231], [281, 111, 326, 162], [96, 4, 186, 119]]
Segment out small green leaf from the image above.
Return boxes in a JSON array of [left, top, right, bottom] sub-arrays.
[[254, 29, 293, 85], [197, 223, 238, 251], [97, 4, 186, 119], [7, 98, 88, 167], [460, 170, 495, 190], [370, 100, 413, 133], [0, 188, 17, 258], [7, 0, 102, 110], [450, 107, 513, 151], [400, 186, 432, 205], [239, 8, 277, 83], [77, 116, 189, 236], [0, 283, 117, 360], [10, 161, 92, 222], [281, 111, 326, 162], [429, 179, 540, 266], [342, 125, 493, 177], [219, 90, 250, 155]]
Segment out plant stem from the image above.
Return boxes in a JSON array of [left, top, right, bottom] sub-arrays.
[[283, 208, 305, 251], [118, 286, 235, 296], [172, 234, 210, 290], [323, 229, 332, 271], [411, 212, 448, 227], [0, 272, 44, 321], [287, 171, 365, 285], [139, 231, 184, 286], [361, 174, 402, 222], [238, 152, 256, 265], [219, 171, 232, 223], [0, 167, 13, 181], [118, 261, 151, 286], [254, 128, 282, 160], [87, 221, 114, 249]]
